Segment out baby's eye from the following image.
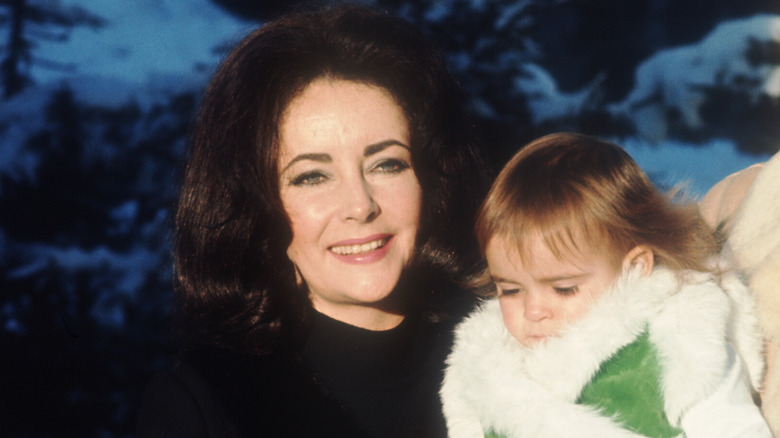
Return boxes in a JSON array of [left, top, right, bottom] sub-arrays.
[[497, 286, 521, 296], [371, 158, 411, 174], [553, 285, 579, 296], [290, 171, 328, 186]]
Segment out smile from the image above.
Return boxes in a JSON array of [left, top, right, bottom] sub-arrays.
[[329, 236, 391, 255]]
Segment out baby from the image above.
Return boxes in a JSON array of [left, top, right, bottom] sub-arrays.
[[440, 133, 770, 437]]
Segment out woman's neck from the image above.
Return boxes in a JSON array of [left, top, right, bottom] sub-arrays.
[[311, 299, 405, 331]]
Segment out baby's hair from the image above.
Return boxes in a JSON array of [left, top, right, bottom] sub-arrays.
[[475, 133, 717, 286]]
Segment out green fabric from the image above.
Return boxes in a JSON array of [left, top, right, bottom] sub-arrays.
[[576, 329, 683, 438]]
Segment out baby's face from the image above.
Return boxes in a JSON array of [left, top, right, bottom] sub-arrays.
[[485, 234, 622, 347]]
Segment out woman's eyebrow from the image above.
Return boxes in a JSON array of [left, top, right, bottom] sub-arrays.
[[364, 139, 411, 157], [281, 153, 331, 173], [281, 139, 409, 173]]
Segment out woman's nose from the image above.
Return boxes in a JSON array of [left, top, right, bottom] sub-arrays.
[[340, 176, 380, 223], [523, 291, 551, 322]]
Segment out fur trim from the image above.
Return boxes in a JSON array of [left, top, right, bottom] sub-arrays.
[[440, 297, 653, 437], [719, 269, 766, 391], [648, 270, 730, 424], [441, 267, 747, 437]]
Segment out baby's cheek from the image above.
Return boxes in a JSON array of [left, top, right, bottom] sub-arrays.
[[565, 294, 599, 323], [499, 299, 526, 342]]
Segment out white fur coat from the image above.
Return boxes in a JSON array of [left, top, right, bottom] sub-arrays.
[[726, 150, 780, 436], [440, 267, 769, 438]]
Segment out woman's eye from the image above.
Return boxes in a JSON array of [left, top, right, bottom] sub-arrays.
[[290, 171, 327, 186], [371, 158, 410, 174], [553, 286, 579, 296]]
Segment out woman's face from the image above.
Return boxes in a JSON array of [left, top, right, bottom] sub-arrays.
[[278, 78, 422, 330]]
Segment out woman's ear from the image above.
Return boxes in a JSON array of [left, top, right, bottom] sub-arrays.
[[622, 245, 654, 276], [289, 260, 304, 287]]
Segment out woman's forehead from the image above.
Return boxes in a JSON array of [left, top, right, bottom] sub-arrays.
[[276, 79, 410, 171]]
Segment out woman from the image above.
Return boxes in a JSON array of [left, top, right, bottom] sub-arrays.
[[137, 4, 489, 437]]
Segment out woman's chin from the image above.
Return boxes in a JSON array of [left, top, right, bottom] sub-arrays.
[[311, 296, 405, 330]]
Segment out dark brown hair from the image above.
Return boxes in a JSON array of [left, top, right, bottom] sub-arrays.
[[174, 4, 488, 355], [476, 133, 717, 290]]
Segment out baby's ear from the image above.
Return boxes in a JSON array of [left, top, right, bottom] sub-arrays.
[[622, 245, 654, 275]]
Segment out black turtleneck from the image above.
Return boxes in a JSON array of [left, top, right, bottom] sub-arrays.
[[137, 310, 456, 438], [301, 310, 453, 438]]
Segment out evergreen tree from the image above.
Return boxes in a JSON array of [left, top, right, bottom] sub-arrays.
[[0, 87, 193, 436]]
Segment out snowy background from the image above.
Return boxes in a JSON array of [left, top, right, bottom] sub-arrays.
[[1, 0, 779, 436]]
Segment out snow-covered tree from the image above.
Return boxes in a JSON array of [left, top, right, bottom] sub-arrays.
[[0, 0, 104, 97], [0, 86, 190, 436], [608, 15, 780, 154]]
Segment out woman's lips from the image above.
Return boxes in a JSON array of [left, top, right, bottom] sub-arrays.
[[328, 235, 393, 264], [329, 235, 391, 255]]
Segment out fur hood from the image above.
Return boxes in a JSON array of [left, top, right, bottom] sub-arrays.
[[726, 150, 780, 435], [440, 267, 765, 438]]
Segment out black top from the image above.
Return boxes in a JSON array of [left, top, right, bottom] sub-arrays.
[[136, 310, 454, 437]]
